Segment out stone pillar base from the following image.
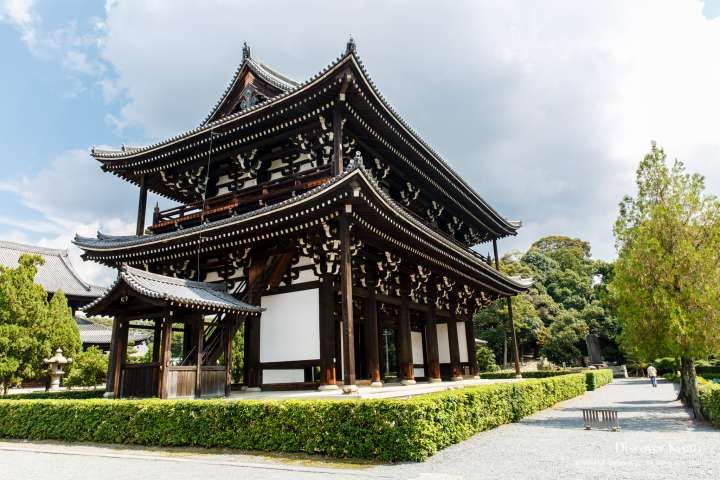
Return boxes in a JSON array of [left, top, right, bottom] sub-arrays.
[[102, 391, 115, 399], [242, 386, 262, 392], [401, 379, 416, 386], [515, 374, 523, 379], [318, 384, 340, 391], [450, 376, 464, 382], [342, 384, 359, 394], [428, 377, 442, 383], [370, 381, 384, 388], [472, 375, 480, 380]]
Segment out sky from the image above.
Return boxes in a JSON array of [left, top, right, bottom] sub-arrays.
[[2, 0, 720, 287]]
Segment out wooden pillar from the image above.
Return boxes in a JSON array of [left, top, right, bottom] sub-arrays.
[[194, 315, 204, 398], [318, 276, 338, 390], [492, 238, 500, 270], [425, 303, 441, 382], [223, 317, 234, 397], [465, 317, 479, 377], [339, 211, 357, 392], [243, 255, 265, 391], [136, 175, 148, 236], [151, 319, 161, 363], [105, 315, 120, 396], [507, 296, 522, 378], [112, 316, 129, 399], [447, 304, 463, 381], [158, 316, 173, 399], [363, 265, 381, 386], [397, 274, 415, 385], [332, 103, 344, 176]]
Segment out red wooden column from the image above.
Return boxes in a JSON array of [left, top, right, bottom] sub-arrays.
[[398, 274, 415, 385], [339, 210, 357, 393], [112, 315, 129, 399], [424, 303, 442, 382], [363, 264, 382, 387], [158, 315, 173, 399], [194, 315, 204, 398], [243, 255, 266, 391], [447, 304, 463, 381], [318, 276, 338, 390], [465, 317, 479, 378]]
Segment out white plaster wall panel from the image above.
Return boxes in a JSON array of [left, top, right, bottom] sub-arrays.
[[411, 331, 424, 364], [457, 323, 469, 363], [263, 369, 305, 384], [413, 367, 425, 378], [203, 271, 222, 283], [260, 289, 320, 362], [437, 323, 450, 363]]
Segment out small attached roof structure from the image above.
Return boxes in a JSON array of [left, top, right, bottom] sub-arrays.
[[82, 265, 262, 317], [75, 314, 150, 347]]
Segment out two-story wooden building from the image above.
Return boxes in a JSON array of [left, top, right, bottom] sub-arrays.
[[75, 39, 530, 398]]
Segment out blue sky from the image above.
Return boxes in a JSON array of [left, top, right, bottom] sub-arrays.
[[4, 0, 720, 286]]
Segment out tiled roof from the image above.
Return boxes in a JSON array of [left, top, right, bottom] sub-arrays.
[[0, 240, 104, 298], [74, 166, 532, 293], [82, 265, 262, 315]]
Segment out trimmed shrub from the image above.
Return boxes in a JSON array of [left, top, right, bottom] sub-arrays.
[[653, 357, 678, 375], [697, 366, 720, 376], [0, 374, 587, 461], [585, 369, 613, 390], [479, 370, 570, 379], [700, 381, 720, 426], [2, 389, 106, 400]]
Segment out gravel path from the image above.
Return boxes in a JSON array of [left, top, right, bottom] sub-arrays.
[[1, 378, 718, 479]]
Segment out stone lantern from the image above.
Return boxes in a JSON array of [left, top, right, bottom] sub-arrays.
[[44, 348, 72, 390]]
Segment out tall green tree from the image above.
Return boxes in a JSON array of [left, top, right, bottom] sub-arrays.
[[611, 143, 720, 418], [0, 254, 80, 393]]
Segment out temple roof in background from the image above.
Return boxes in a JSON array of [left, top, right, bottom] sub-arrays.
[[0, 240, 104, 299]]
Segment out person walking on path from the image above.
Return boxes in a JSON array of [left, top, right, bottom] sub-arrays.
[[647, 364, 658, 388]]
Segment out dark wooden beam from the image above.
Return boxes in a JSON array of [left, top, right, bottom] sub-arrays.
[[332, 103, 344, 176], [339, 211, 357, 392], [158, 315, 173, 399], [397, 274, 415, 385], [492, 238, 500, 270], [136, 174, 148, 236], [151, 319, 161, 363], [318, 276, 338, 389], [194, 315, 204, 398], [447, 304, 463, 381], [425, 302, 441, 382], [465, 317, 479, 377], [243, 254, 266, 390], [112, 315, 130, 399], [223, 316, 234, 397], [105, 315, 120, 396], [362, 265, 381, 386]]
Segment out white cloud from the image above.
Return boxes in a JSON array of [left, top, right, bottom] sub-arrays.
[[0, 0, 37, 51]]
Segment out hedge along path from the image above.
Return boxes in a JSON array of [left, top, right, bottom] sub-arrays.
[[0, 371, 612, 462]]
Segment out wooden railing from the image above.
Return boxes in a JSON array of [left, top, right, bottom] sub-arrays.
[[150, 170, 330, 233]]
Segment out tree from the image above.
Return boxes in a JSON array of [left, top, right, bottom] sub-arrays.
[[611, 143, 720, 418], [475, 345, 499, 372], [0, 254, 81, 393], [65, 346, 107, 388], [540, 310, 589, 365]]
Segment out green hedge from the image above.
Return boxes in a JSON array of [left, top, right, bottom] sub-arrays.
[[700, 381, 720, 426], [697, 366, 720, 376], [0, 374, 587, 461], [479, 370, 571, 379], [585, 369, 613, 391], [2, 390, 106, 400]]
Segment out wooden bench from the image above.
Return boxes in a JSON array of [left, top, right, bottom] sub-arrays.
[[582, 408, 620, 431]]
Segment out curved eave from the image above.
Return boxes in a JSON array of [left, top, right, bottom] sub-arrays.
[[89, 50, 518, 236], [75, 166, 529, 295]]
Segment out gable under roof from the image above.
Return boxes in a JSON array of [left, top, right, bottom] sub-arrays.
[[201, 43, 299, 126], [0, 240, 104, 298]]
